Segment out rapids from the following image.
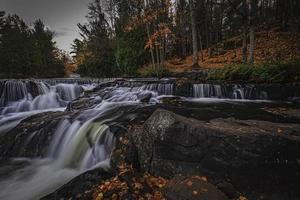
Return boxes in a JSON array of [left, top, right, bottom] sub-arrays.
[[0, 79, 299, 199], [0, 79, 173, 199]]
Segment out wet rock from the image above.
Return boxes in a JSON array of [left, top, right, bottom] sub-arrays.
[[174, 82, 192, 97], [130, 109, 300, 199], [164, 176, 228, 200], [0, 111, 67, 158], [137, 92, 152, 103], [216, 181, 239, 199], [68, 97, 102, 111], [41, 167, 113, 200], [26, 80, 40, 98]]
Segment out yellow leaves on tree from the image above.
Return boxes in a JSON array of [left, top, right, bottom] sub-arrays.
[[64, 63, 77, 76], [145, 23, 173, 50]]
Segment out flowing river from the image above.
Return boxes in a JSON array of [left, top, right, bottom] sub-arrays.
[[0, 78, 299, 199]]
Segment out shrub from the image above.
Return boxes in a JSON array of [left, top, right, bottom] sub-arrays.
[[142, 66, 172, 78], [207, 59, 300, 83]]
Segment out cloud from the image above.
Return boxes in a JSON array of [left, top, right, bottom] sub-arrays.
[[55, 27, 74, 37]]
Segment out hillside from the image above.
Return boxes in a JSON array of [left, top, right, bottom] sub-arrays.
[[162, 29, 300, 74]]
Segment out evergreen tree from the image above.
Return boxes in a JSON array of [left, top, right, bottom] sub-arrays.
[[75, 0, 117, 77], [115, 0, 147, 75], [0, 13, 65, 78]]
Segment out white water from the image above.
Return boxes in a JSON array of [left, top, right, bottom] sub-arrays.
[[0, 81, 172, 200], [0, 79, 287, 200], [0, 81, 86, 115], [0, 102, 129, 200], [193, 83, 269, 100]]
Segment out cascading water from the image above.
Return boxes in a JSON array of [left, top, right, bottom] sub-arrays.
[[0, 81, 86, 114], [54, 83, 83, 101], [193, 83, 269, 100], [0, 80, 174, 200], [0, 79, 298, 200], [0, 81, 30, 106], [0, 80, 91, 136]]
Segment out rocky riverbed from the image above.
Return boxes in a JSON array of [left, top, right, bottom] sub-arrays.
[[0, 78, 299, 200]]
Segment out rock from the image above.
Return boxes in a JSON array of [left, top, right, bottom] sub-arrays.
[[216, 182, 239, 199], [41, 167, 113, 200], [68, 97, 101, 111], [130, 109, 300, 199], [164, 176, 228, 200], [174, 82, 192, 97], [26, 80, 40, 98], [0, 111, 66, 158], [137, 92, 152, 103]]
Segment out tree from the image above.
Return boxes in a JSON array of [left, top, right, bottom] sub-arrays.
[[114, 0, 147, 75], [0, 13, 65, 78], [74, 0, 117, 77], [189, 0, 198, 67], [248, 0, 255, 64]]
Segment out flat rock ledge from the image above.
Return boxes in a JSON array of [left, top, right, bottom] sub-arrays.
[[129, 109, 300, 200]]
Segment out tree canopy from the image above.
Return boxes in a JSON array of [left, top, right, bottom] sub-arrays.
[[0, 12, 66, 78], [71, 0, 300, 77]]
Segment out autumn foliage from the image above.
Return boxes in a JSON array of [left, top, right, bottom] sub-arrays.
[[161, 29, 300, 74], [93, 163, 168, 200]]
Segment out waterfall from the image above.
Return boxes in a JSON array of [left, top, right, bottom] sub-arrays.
[[0, 79, 297, 200], [0, 81, 87, 114], [0, 81, 163, 200], [137, 83, 174, 95], [193, 84, 269, 100], [46, 102, 127, 170], [0, 81, 30, 106], [53, 83, 83, 101]]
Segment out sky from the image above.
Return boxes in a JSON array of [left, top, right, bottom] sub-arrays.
[[0, 0, 91, 52]]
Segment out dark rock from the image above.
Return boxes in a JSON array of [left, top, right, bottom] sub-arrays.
[[130, 109, 300, 199], [0, 111, 66, 158], [164, 176, 228, 200], [69, 97, 102, 111], [26, 80, 40, 98], [41, 167, 114, 200], [216, 182, 239, 199], [138, 92, 152, 103], [174, 82, 192, 97]]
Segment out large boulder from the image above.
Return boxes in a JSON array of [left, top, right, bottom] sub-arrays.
[[164, 176, 228, 200], [130, 109, 300, 199]]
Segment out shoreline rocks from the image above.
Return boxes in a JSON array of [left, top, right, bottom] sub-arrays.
[[128, 109, 300, 199]]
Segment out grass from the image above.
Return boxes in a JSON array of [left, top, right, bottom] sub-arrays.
[[206, 59, 300, 83], [140, 66, 172, 78]]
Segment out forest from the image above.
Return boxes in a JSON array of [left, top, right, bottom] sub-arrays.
[[1, 0, 300, 78], [0, 12, 67, 78], [72, 0, 300, 77]]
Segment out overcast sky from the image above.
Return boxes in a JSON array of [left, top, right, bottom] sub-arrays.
[[0, 0, 91, 52]]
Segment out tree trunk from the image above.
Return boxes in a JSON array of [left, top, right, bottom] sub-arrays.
[[189, 0, 198, 67], [242, 25, 248, 64], [144, 0, 156, 69], [146, 24, 156, 69], [248, 0, 255, 64], [198, 32, 204, 62], [242, 0, 248, 64], [249, 26, 255, 64]]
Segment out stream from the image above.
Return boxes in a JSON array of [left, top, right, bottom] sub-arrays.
[[0, 78, 299, 199]]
